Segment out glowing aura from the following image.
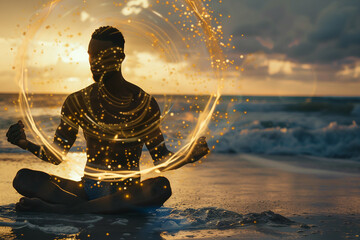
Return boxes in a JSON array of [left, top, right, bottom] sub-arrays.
[[15, 0, 226, 180]]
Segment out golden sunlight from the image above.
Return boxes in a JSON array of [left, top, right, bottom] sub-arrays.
[[61, 45, 89, 63]]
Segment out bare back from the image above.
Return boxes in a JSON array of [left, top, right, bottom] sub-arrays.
[[57, 82, 168, 176]]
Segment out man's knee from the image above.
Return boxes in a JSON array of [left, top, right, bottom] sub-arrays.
[[13, 168, 49, 195], [13, 168, 31, 191], [153, 177, 172, 199]]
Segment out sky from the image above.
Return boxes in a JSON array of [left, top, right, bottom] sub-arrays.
[[0, 0, 359, 96]]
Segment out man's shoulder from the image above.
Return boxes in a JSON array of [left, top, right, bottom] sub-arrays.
[[127, 82, 159, 112], [62, 83, 96, 112], [125, 81, 146, 96], [67, 83, 96, 100]]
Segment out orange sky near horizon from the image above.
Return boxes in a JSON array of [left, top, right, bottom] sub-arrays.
[[1, 0, 360, 97]]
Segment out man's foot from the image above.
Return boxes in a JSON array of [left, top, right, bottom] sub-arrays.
[[15, 197, 67, 213]]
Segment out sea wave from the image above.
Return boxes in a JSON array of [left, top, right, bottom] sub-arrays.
[[0, 204, 295, 237], [1, 94, 359, 159], [234, 101, 358, 115], [352, 104, 360, 116], [155, 207, 295, 231], [212, 121, 360, 159], [284, 102, 354, 115]]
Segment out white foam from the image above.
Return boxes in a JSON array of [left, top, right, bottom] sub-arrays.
[[25, 222, 79, 235], [0, 220, 79, 235], [156, 208, 294, 230], [213, 121, 360, 159], [111, 218, 129, 225]]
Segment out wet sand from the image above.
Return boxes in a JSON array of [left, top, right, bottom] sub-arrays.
[[0, 152, 359, 239], [160, 153, 360, 239]]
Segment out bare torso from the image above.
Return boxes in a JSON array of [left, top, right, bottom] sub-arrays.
[[59, 82, 168, 177]]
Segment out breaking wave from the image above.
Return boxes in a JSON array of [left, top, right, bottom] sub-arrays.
[[213, 120, 360, 160]]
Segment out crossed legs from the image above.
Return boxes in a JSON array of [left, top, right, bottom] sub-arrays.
[[12, 168, 172, 214]]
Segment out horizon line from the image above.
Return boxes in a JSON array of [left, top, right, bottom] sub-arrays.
[[0, 91, 359, 98]]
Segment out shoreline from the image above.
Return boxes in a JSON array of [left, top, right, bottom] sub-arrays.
[[0, 152, 359, 239]]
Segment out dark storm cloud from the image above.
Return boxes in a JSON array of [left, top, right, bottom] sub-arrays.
[[218, 0, 360, 64]]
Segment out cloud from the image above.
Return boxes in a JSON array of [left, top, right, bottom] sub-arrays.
[[336, 61, 360, 80], [1, 0, 359, 95], [288, 1, 360, 63], [222, 0, 360, 64], [268, 60, 293, 75], [121, 0, 150, 16], [80, 11, 96, 22], [210, 0, 360, 89]]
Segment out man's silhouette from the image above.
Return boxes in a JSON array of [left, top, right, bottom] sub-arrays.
[[6, 26, 209, 213]]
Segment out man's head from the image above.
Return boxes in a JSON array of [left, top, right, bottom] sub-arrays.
[[88, 26, 125, 82], [91, 26, 125, 49]]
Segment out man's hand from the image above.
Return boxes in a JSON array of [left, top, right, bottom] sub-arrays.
[[156, 136, 210, 172], [6, 120, 28, 149], [188, 136, 210, 163]]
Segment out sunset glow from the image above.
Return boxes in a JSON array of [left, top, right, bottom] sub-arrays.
[[0, 0, 359, 96]]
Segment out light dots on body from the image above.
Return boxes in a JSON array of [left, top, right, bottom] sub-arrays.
[[16, 0, 229, 180]]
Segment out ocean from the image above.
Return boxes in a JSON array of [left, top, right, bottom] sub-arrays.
[[0, 93, 359, 239], [215, 95, 360, 160], [0, 93, 359, 160]]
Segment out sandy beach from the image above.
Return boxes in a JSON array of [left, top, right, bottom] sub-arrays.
[[0, 152, 359, 239], [0, 0, 359, 239]]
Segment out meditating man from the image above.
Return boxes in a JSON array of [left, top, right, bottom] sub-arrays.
[[6, 26, 209, 214]]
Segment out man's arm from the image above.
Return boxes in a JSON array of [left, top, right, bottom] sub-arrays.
[[6, 96, 79, 165], [143, 97, 173, 166], [145, 127, 173, 165], [144, 97, 209, 171], [146, 134, 209, 171]]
